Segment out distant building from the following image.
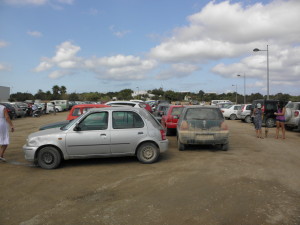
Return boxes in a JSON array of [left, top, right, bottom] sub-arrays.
[[0, 86, 10, 102]]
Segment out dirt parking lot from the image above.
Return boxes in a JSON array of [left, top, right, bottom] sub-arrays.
[[1, 112, 300, 225]]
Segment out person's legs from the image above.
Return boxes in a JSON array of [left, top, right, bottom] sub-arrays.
[[280, 121, 286, 139], [0, 145, 8, 158], [275, 120, 280, 139]]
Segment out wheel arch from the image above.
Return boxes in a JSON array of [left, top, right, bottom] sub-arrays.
[[34, 145, 64, 162], [135, 140, 159, 155]]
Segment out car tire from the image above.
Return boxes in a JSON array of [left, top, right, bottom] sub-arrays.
[[137, 142, 159, 164], [245, 115, 252, 123], [221, 143, 228, 151], [265, 118, 275, 128], [229, 114, 237, 120], [37, 146, 62, 169], [177, 138, 185, 151]]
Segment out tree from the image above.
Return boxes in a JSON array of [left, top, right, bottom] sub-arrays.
[[52, 85, 60, 100], [117, 89, 133, 100]]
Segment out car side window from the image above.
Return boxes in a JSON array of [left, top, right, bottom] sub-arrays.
[[78, 112, 108, 131], [112, 111, 144, 129]]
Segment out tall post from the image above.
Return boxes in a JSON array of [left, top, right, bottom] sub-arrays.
[[267, 45, 269, 100], [243, 73, 246, 104]]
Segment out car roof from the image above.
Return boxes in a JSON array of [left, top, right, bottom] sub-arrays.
[[87, 107, 146, 113], [71, 104, 109, 109]]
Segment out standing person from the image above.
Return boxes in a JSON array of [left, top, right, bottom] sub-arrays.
[[0, 104, 14, 162], [274, 101, 286, 139], [253, 103, 263, 138], [52, 102, 56, 115]]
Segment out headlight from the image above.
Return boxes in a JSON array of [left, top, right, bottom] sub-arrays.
[[27, 137, 38, 147]]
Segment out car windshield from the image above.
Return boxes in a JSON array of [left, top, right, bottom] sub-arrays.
[[185, 108, 223, 120], [60, 113, 86, 130]]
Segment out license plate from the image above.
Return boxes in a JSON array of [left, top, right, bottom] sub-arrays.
[[196, 134, 214, 140]]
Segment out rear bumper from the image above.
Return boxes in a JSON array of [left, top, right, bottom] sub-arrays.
[[179, 132, 229, 145], [285, 117, 300, 127], [158, 140, 169, 153]]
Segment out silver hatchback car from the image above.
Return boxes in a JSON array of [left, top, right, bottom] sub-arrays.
[[23, 108, 169, 169]]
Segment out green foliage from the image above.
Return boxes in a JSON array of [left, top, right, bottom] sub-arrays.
[[9, 86, 300, 104]]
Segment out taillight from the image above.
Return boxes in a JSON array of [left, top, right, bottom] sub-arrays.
[[220, 122, 228, 130], [160, 129, 166, 140], [242, 105, 245, 112], [295, 111, 299, 117]]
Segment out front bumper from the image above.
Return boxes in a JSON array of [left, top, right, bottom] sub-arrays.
[[22, 145, 38, 162]]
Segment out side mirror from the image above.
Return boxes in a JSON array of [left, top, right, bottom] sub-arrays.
[[73, 123, 81, 131]]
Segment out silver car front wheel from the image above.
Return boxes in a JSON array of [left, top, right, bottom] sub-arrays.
[[137, 143, 159, 164], [37, 146, 61, 169]]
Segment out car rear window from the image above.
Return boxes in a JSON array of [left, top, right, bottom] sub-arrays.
[[185, 108, 223, 120]]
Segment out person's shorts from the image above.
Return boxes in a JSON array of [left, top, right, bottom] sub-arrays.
[[276, 119, 285, 122], [254, 120, 262, 130]]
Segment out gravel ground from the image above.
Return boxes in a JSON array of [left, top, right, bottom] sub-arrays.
[[1, 111, 300, 225]]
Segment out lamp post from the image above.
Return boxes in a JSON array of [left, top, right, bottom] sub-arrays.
[[237, 73, 246, 104], [253, 45, 269, 100], [232, 84, 237, 104]]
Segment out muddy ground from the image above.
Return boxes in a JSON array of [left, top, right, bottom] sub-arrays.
[[1, 112, 300, 225]]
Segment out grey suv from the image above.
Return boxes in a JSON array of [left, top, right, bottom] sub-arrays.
[[285, 102, 300, 131], [23, 108, 169, 169]]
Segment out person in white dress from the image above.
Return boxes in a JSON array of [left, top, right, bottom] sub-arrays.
[[0, 104, 14, 161]]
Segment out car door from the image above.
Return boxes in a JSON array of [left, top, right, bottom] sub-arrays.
[[65, 112, 110, 156], [110, 111, 147, 154]]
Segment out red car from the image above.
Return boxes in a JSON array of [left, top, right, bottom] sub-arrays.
[[67, 104, 110, 120], [161, 105, 184, 135]]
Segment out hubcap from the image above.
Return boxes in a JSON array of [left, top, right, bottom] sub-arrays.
[[143, 147, 154, 159], [43, 152, 54, 164]]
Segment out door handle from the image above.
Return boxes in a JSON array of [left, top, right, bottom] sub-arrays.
[[100, 134, 106, 137], [138, 132, 144, 135]]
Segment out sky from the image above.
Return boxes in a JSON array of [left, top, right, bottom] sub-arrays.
[[0, 0, 300, 96]]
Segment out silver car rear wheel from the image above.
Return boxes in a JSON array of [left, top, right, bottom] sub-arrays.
[[137, 143, 159, 164]]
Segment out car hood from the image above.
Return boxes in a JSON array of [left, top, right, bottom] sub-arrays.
[[28, 127, 65, 139]]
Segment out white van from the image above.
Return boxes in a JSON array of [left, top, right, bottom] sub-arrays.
[[211, 100, 232, 106]]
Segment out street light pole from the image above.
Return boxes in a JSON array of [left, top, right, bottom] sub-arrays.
[[237, 73, 246, 104], [136, 86, 139, 99], [232, 84, 237, 104], [253, 45, 269, 100]]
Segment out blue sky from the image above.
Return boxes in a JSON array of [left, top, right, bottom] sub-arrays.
[[0, 0, 299, 96]]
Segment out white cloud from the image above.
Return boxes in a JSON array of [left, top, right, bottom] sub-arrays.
[[0, 63, 11, 71], [3, 0, 74, 6], [27, 30, 43, 37], [48, 70, 70, 79], [34, 42, 157, 80], [4, 0, 47, 5], [109, 25, 131, 38], [156, 63, 199, 80], [148, 0, 300, 91], [0, 40, 9, 48]]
